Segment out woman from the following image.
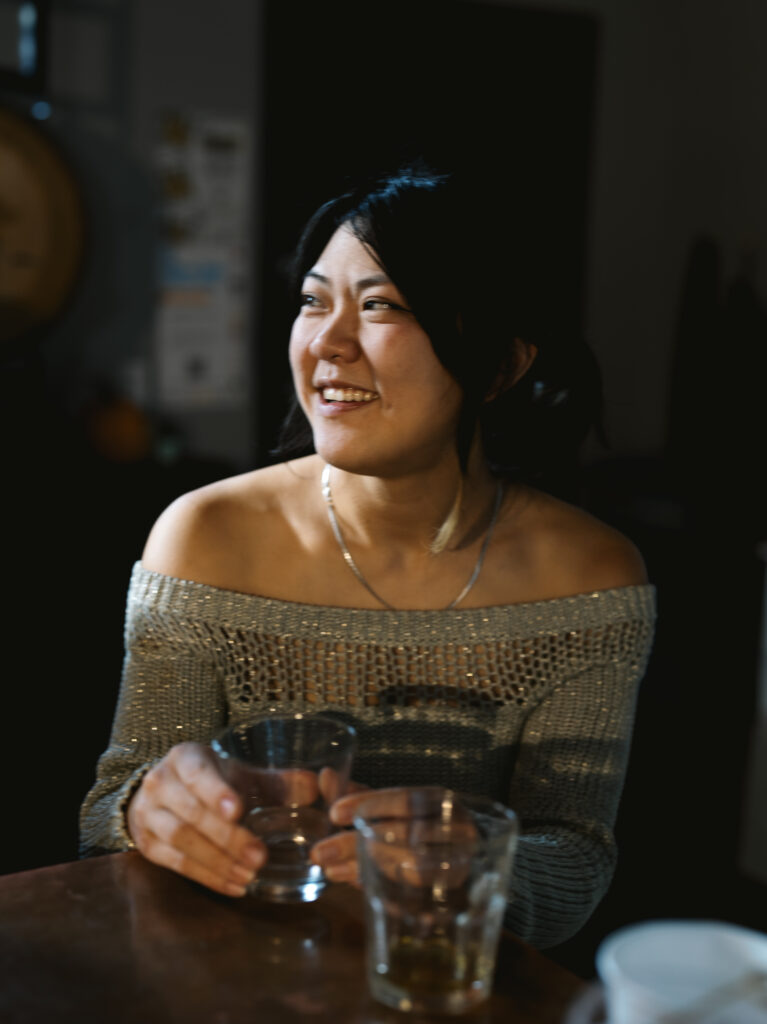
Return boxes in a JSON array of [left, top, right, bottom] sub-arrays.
[[80, 167, 655, 950]]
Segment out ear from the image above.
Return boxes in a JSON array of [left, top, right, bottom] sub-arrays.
[[485, 337, 538, 401]]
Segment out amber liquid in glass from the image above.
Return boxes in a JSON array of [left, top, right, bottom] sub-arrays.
[[384, 935, 483, 995]]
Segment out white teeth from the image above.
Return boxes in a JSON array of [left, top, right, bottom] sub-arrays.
[[322, 387, 378, 403]]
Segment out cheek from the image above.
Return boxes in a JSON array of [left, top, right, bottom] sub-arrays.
[[438, 384, 465, 428], [421, 364, 464, 427], [288, 325, 318, 421], [288, 324, 308, 377], [410, 348, 463, 410]]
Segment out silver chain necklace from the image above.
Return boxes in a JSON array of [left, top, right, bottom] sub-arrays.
[[320, 463, 504, 610]]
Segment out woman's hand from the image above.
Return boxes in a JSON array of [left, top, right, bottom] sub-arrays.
[[126, 742, 267, 897], [311, 787, 479, 888], [310, 788, 373, 885]]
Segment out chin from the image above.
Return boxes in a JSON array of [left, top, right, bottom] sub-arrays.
[[313, 445, 379, 477]]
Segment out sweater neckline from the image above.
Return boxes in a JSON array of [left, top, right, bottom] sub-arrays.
[[133, 560, 655, 618]]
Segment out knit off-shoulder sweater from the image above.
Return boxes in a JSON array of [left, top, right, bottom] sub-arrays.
[[79, 561, 656, 949]]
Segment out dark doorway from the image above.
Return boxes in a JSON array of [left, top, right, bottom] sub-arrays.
[[255, 0, 600, 463]]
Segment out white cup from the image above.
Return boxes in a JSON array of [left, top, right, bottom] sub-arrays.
[[595, 919, 767, 1024]]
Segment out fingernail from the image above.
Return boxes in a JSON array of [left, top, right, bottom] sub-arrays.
[[328, 805, 345, 825], [224, 882, 248, 898], [230, 864, 255, 886], [221, 796, 238, 818]]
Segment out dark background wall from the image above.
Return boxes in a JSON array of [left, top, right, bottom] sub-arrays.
[[256, 0, 597, 462], [1, 0, 766, 980]]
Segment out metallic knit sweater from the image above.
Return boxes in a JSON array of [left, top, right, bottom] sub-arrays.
[[79, 562, 656, 950]]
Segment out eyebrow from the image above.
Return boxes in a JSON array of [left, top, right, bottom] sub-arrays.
[[303, 270, 392, 291]]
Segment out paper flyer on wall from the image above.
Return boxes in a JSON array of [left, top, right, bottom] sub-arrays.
[[153, 111, 252, 410]]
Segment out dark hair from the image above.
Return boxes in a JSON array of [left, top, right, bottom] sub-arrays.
[[273, 164, 604, 495]]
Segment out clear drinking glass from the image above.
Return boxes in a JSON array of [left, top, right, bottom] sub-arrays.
[[211, 713, 357, 903], [353, 786, 518, 1015]]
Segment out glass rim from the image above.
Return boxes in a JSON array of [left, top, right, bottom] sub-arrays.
[[352, 785, 517, 841], [210, 712, 357, 757]]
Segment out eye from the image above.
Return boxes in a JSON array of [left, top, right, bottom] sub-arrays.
[[299, 293, 323, 309], [363, 298, 410, 313]]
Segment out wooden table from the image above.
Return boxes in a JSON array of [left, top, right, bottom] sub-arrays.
[[0, 852, 587, 1023]]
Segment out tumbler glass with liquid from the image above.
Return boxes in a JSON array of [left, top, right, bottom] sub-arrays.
[[353, 786, 518, 1015], [211, 713, 357, 903]]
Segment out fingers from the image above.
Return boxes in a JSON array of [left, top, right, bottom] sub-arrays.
[[304, 774, 369, 885], [328, 786, 411, 827], [317, 768, 368, 805], [330, 787, 476, 833], [365, 836, 473, 889], [321, 787, 478, 891], [318, 767, 343, 805], [270, 768, 320, 807], [216, 763, 320, 810], [137, 805, 266, 897], [128, 743, 267, 897], [312, 824, 471, 891], [311, 830, 360, 885], [173, 742, 245, 820]]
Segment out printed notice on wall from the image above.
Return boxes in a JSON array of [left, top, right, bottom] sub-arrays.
[[153, 111, 252, 409]]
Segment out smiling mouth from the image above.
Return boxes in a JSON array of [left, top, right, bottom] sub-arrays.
[[321, 387, 379, 403]]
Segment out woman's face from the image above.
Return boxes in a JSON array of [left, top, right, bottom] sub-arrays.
[[289, 224, 464, 478]]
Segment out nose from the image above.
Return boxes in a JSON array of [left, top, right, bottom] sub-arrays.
[[308, 308, 361, 364]]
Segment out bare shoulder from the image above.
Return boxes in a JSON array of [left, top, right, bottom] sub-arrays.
[[496, 484, 649, 601], [141, 456, 321, 587]]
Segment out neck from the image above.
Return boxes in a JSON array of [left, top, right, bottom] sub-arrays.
[[323, 452, 498, 556]]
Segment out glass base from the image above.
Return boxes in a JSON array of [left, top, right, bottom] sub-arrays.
[[248, 862, 326, 903], [250, 878, 326, 903], [369, 975, 489, 1016]]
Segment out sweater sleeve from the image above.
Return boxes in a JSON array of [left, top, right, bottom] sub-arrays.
[[503, 613, 654, 949], [78, 567, 228, 857]]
